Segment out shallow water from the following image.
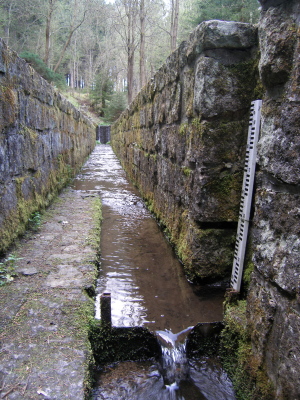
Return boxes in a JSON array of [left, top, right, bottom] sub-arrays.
[[72, 144, 235, 399], [92, 329, 235, 400], [72, 145, 224, 332]]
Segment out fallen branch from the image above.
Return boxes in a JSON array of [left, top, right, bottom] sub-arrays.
[[1, 384, 20, 399]]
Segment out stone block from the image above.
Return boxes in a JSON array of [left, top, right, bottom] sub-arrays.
[[187, 20, 257, 62], [259, 5, 297, 87], [253, 187, 300, 295], [193, 55, 255, 118]]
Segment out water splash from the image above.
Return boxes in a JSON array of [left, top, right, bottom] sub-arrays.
[[92, 327, 236, 400], [156, 327, 193, 387]]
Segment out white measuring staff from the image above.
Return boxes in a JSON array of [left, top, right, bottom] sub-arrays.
[[231, 99, 262, 292]]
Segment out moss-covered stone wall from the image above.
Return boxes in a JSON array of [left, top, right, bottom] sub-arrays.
[[245, 1, 300, 398], [220, 1, 300, 399], [0, 38, 96, 253], [111, 20, 261, 283]]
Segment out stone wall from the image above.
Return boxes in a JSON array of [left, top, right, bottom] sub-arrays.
[[0, 38, 96, 253], [246, 0, 300, 398], [111, 21, 260, 283]]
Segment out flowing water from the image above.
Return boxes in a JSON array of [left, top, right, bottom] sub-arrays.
[[72, 144, 235, 399]]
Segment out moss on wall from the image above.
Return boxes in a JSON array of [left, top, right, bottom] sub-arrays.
[[89, 323, 161, 366], [220, 298, 275, 400], [0, 38, 96, 254]]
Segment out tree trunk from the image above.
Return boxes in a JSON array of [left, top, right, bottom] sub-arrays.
[[127, 14, 135, 104], [170, 0, 179, 52], [4, 2, 13, 46], [139, 0, 146, 89], [44, 0, 56, 67], [125, 0, 137, 104], [53, 8, 87, 73], [128, 50, 134, 104]]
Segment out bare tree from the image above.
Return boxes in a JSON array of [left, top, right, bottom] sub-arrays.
[[170, 0, 179, 51], [113, 0, 139, 103], [44, 0, 58, 66], [139, 0, 146, 88], [53, 0, 88, 72]]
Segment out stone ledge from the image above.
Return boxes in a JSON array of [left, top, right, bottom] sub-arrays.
[[0, 187, 101, 399]]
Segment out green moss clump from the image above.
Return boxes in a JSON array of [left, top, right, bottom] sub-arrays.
[[179, 122, 188, 136], [19, 124, 38, 143], [243, 261, 254, 291], [84, 197, 102, 266], [88, 322, 161, 366], [150, 153, 157, 162], [220, 300, 274, 400], [203, 172, 241, 221], [182, 166, 192, 177], [228, 56, 265, 105]]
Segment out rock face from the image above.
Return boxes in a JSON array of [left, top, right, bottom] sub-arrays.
[[247, 0, 300, 398], [0, 38, 95, 253], [111, 21, 260, 283]]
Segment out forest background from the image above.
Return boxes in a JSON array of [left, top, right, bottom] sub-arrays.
[[0, 0, 261, 123]]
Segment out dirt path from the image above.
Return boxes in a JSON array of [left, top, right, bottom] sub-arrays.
[[0, 187, 101, 399]]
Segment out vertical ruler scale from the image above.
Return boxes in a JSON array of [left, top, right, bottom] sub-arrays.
[[231, 100, 262, 292]]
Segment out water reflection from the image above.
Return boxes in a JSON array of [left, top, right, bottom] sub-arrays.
[[73, 145, 235, 400], [72, 145, 225, 332], [92, 349, 235, 400]]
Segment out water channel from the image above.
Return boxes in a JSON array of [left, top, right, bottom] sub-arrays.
[[72, 144, 236, 400]]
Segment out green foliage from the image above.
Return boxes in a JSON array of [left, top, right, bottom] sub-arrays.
[[0, 254, 21, 286], [182, 166, 192, 176], [89, 73, 114, 116], [19, 52, 66, 89], [103, 91, 127, 123], [28, 211, 42, 232], [182, 0, 260, 33]]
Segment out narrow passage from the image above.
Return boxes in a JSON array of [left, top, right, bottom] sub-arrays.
[[72, 144, 224, 332], [72, 144, 235, 400]]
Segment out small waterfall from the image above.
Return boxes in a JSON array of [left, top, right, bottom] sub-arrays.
[[92, 326, 236, 400], [155, 327, 194, 399]]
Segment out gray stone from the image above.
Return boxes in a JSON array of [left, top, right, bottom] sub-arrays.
[[187, 20, 257, 61], [259, 4, 297, 87], [248, 272, 300, 399], [252, 187, 300, 295], [193, 56, 244, 118], [19, 266, 39, 276]]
